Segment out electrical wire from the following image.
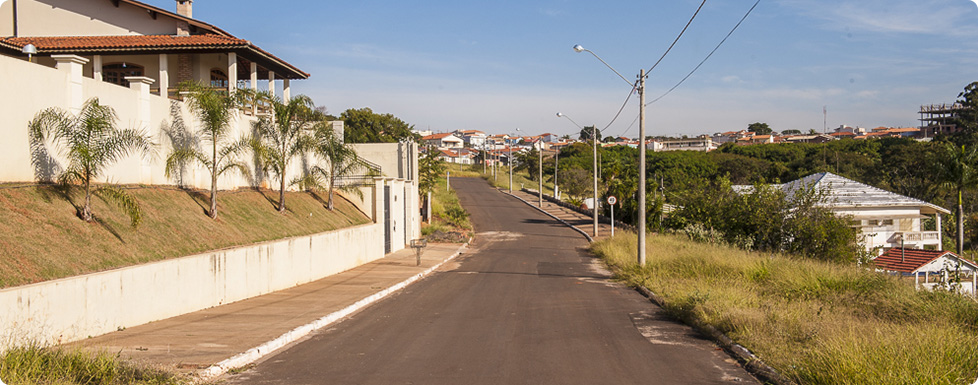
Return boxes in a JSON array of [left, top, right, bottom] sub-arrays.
[[599, 86, 637, 135], [647, 0, 761, 106], [646, 0, 707, 75]]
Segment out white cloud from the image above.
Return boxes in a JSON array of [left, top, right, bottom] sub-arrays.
[[778, 0, 978, 36]]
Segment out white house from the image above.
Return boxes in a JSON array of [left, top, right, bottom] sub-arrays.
[[421, 133, 464, 149], [780, 173, 950, 254], [657, 137, 716, 152]]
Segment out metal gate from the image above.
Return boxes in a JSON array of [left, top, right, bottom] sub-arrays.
[[384, 185, 391, 254]]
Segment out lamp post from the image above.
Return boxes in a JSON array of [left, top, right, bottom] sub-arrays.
[[557, 112, 599, 238], [573, 44, 646, 266]]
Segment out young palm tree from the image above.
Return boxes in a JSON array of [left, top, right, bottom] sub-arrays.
[[28, 98, 152, 227], [251, 94, 317, 212], [306, 121, 370, 210], [933, 142, 978, 255], [165, 82, 251, 219]]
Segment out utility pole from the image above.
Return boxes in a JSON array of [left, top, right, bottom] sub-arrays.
[[637, 69, 647, 266], [593, 127, 599, 237], [538, 143, 543, 207]]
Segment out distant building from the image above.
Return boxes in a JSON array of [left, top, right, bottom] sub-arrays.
[[919, 103, 967, 137], [657, 137, 715, 152], [421, 133, 464, 149]]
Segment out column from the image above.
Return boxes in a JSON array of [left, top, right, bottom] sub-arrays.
[[250, 62, 258, 91], [52, 55, 89, 114], [283, 78, 291, 102], [158, 54, 169, 97], [268, 71, 275, 98], [93, 55, 103, 82], [227, 52, 237, 92], [126, 76, 155, 183], [936, 214, 943, 250]]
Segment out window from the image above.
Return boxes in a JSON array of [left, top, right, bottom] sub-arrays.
[[868, 220, 880, 226], [210, 69, 228, 88], [881, 219, 894, 226], [102, 63, 143, 87]]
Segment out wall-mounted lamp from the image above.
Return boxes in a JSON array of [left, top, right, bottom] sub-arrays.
[[22, 44, 37, 63]]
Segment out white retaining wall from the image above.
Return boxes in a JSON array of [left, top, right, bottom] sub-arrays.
[[0, 222, 384, 346]]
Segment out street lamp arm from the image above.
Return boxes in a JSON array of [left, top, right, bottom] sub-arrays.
[[556, 112, 583, 129], [573, 45, 633, 87]]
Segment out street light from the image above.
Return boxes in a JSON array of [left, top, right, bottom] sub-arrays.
[[573, 44, 647, 266], [557, 112, 599, 238]]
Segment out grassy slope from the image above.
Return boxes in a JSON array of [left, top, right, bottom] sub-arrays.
[[0, 184, 370, 288], [592, 232, 978, 385]]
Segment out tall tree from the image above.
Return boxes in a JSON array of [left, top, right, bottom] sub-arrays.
[[165, 81, 251, 219], [933, 142, 978, 255], [951, 81, 978, 147], [252, 94, 318, 212], [29, 98, 152, 227], [306, 121, 370, 210], [579, 125, 601, 142], [341, 107, 417, 143], [748, 122, 772, 135]]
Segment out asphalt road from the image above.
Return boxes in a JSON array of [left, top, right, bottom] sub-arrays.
[[226, 177, 757, 384]]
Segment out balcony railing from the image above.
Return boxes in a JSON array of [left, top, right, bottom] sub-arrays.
[[889, 231, 941, 245]]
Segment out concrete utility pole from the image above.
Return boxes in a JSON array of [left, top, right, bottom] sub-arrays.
[[637, 69, 646, 266], [538, 142, 543, 207]]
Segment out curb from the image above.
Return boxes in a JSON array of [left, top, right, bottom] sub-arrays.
[[635, 287, 794, 385], [499, 187, 791, 385], [195, 242, 469, 382], [501, 189, 594, 243]]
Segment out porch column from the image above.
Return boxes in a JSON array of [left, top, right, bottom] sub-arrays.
[[93, 55, 103, 82], [283, 78, 291, 102], [158, 54, 169, 97], [936, 214, 943, 251], [915, 272, 919, 290], [52, 54, 89, 114], [227, 52, 237, 92], [249, 62, 258, 91], [268, 71, 275, 98]]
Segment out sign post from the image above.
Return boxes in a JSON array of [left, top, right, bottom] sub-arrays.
[[607, 196, 617, 237]]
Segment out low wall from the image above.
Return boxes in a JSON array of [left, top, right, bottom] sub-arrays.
[[0, 223, 384, 346], [521, 188, 637, 232]]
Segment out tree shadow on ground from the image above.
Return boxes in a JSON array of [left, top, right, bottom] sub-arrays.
[[182, 188, 211, 216]]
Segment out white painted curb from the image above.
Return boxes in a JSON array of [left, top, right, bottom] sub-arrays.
[[195, 243, 468, 382], [503, 190, 594, 243]]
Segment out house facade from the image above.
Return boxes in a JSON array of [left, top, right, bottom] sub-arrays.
[[873, 248, 976, 295], [781, 173, 949, 254]]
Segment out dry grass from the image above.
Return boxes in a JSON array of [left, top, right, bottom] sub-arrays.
[[592, 232, 978, 385], [0, 184, 370, 288], [0, 343, 191, 385]]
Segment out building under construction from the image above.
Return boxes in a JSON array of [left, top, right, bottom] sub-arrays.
[[919, 103, 966, 137]]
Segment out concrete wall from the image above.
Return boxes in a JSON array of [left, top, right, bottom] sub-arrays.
[[0, 223, 385, 346]]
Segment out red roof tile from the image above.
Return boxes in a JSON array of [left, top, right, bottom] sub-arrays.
[[0, 34, 248, 51], [873, 248, 974, 273], [0, 35, 309, 79]]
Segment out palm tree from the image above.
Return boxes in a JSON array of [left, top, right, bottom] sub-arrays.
[[933, 142, 978, 255], [251, 94, 317, 212], [165, 82, 251, 219], [28, 98, 152, 227], [306, 121, 370, 210]]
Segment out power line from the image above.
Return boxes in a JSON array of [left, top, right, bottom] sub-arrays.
[[646, 0, 707, 75], [647, 0, 761, 106], [600, 86, 637, 134]]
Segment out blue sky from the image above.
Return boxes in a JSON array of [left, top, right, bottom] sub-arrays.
[[146, 0, 977, 137]]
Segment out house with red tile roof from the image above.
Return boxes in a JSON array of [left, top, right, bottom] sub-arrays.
[[0, 0, 316, 189], [874, 248, 977, 295], [421, 133, 464, 149]]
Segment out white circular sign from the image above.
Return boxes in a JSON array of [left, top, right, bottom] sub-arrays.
[[607, 196, 617, 205]]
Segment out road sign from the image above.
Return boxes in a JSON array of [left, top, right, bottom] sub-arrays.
[[607, 196, 617, 205]]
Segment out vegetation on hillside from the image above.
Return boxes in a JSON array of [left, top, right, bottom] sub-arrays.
[[0, 185, 370, 288]]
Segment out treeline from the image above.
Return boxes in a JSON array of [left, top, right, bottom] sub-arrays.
[[545, 135, 976, 260]]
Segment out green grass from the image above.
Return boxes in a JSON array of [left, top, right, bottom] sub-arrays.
[[427, 175, 471, 232], [0, 184, 371, 288], [591, 232, 978, 385], [0, 344, 190, 385]]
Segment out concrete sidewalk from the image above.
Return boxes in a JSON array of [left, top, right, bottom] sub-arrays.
[[505, 188, 616, 242], [72, 242, 467, 379]]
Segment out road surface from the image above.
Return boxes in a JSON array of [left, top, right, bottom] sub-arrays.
[[226, 177, 756, 384]]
